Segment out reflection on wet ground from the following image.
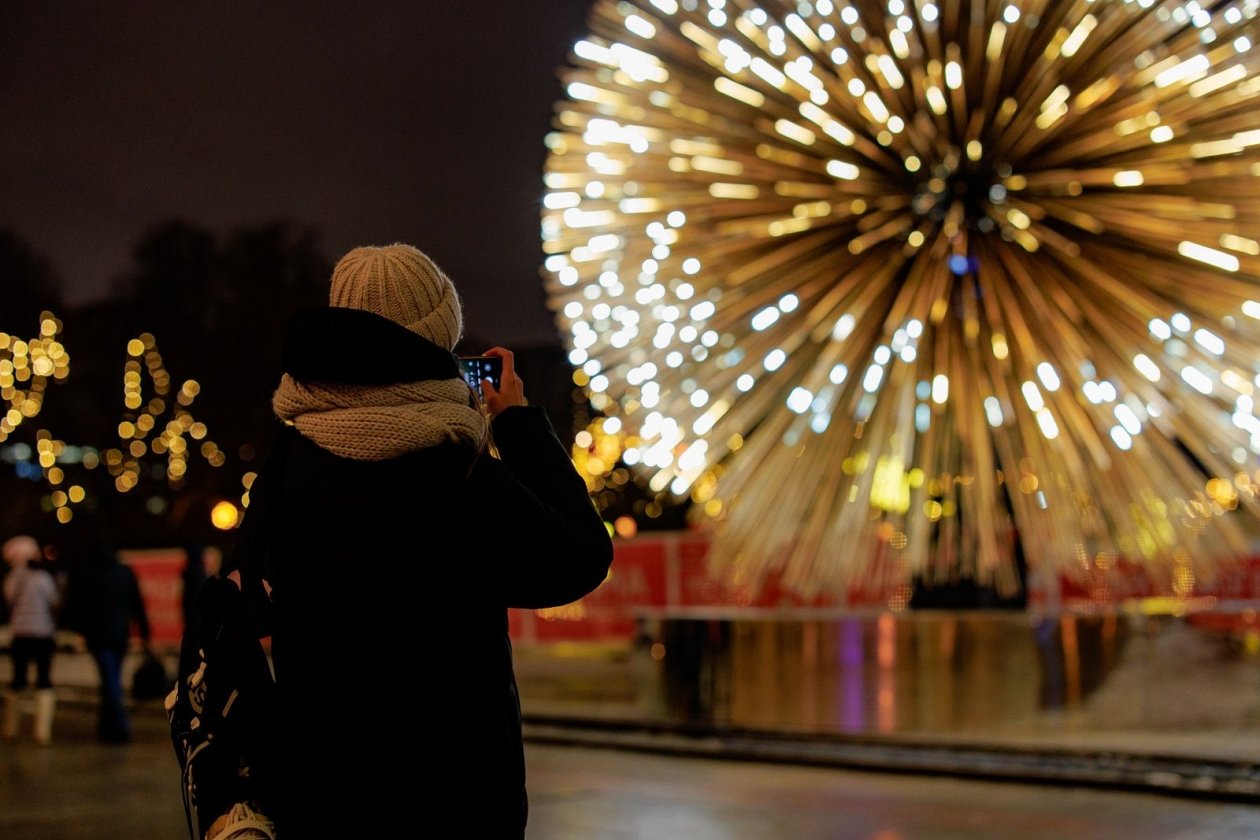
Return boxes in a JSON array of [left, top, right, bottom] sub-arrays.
[[515, 611, 1260, 760]]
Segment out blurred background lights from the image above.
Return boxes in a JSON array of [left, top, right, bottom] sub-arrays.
[[210, 500, 240, 531], [543, 0, 1260, 598]]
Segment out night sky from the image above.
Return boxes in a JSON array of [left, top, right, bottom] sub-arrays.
[[0, 1, 595, 347]]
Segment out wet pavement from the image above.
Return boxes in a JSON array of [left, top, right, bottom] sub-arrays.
[[3, 702, 1260, 839], [3, 609, 1259, 835]]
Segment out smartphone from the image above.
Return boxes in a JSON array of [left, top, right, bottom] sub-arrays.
[[458, 355, 503, 391]]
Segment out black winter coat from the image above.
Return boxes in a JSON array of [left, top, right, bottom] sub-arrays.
[[257, 313, 613, 838], [63, 549, 151, 652]]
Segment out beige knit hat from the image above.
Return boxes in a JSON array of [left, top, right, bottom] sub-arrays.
[[329, 243, 463, 350]]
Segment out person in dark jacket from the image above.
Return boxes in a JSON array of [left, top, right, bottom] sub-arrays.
[[247, 243, 613, 838], [62, 513, 152, 744]]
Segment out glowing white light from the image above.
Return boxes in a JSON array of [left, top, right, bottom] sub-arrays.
[[764, 349, 787, 371], [787, 387, 813, 413], [751, 307, 780, 331], [690, 301, 715, 321], [1193, 328, 1225, 356], [1155, 54, 1210, 88], [1133, 354, 1161, 382], [750, 58, 787, 88], [625, 14, 656, 38], [779, 293, 799, 312], [1171, 312, 1192, 334], [667, 211, 686, 227], [1149, 319, 1172, 340], [829, 364, 848, 384], [691, 389, 709, 407], [588, 233, 620, 253], [1021, 381, 1045, 412], [1110, 426, 1133, 450], [832, 314, 856, 340], [863, 365, 885, 392], [1179, 241, 1240, 271], [1182, 365, 1214, 394], [873, 345, 891, 365], [1035, 409, 1059, 440], [932, 374, 949, 404], [1036, 363, 1061, 391], [737, 374, 755, 391], [984, 396, 1004, 427], [1115, 404, 1142, 435], [682, 258, 701, 274], [827, 160, 860, 180], [1099, 381, 1117, 402]]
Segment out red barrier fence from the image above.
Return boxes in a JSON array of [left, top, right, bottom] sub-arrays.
[[117, 534, 1260, 648], [509, 531, 1260, 644]]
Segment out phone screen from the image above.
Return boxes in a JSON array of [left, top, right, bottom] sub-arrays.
[[459, 356, 503, 391]]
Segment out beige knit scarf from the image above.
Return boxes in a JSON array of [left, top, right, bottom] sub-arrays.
[[271, 374, 487, 461]]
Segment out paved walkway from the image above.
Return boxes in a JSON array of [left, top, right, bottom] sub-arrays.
[[4, 703, 1260, 840], [8, 640, 1259, 801]]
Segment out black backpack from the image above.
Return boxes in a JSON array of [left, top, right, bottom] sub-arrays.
[[167, 429, 289, 839]]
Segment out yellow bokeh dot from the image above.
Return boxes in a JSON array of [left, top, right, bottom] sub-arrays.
[[614, 515, 638, 539], [210, 501, 240, 530]]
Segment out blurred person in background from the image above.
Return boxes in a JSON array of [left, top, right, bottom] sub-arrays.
[[238, 243, 613, 838], [62, 511, 152, 743], [2, 534, 61, 744]]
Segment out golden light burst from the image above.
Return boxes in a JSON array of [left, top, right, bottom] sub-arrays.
[[541, 0, 1260, 599]]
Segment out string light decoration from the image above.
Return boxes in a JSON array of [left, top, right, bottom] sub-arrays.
[[542, 0, 1260, 599], [1, 314, 234, 525], [0, 313, 70, 443], [101, 332, 227, 496]]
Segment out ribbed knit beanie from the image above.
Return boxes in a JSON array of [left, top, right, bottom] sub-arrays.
[[329, 243, 463, 351]]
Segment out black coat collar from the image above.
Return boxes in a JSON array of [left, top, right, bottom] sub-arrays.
[[281, 306, 459, 385]]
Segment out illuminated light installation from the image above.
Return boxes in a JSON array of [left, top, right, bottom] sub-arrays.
[[542, 0, 1260, 599], [1, 314, 231, 524], [0, 313, 70, 443]]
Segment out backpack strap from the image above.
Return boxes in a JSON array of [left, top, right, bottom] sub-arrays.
[[223, 422, 295, 636]]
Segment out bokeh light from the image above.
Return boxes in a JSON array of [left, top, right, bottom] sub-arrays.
[[544, 0, 1260, 598]]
